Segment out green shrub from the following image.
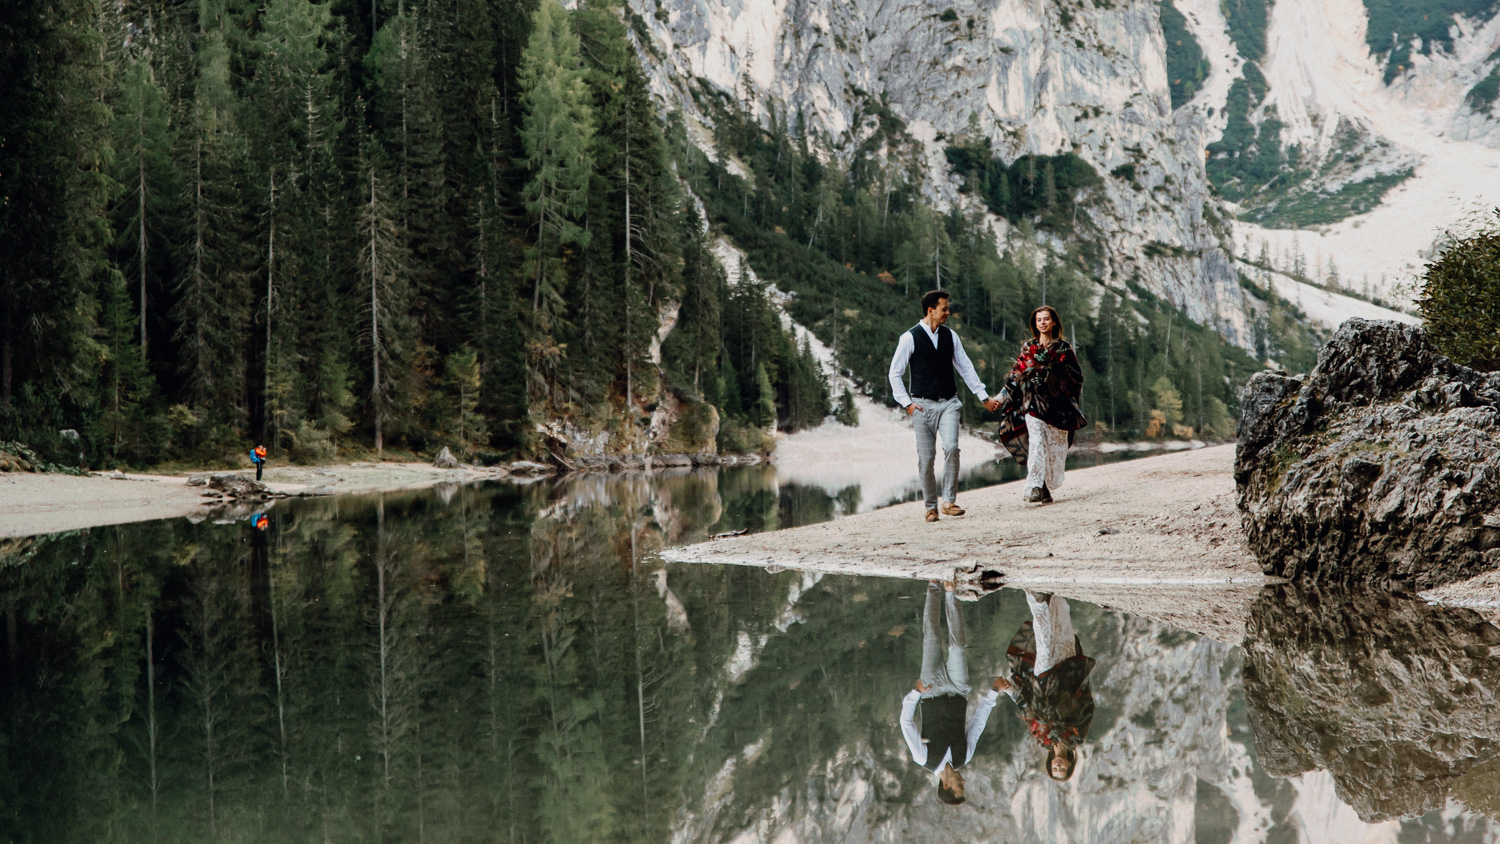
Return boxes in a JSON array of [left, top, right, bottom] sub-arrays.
[[1467, 65, 1500, 112], [1417, 213, 1500, 371], [717, 417, 775, 455], [834, 388, 859, 427]]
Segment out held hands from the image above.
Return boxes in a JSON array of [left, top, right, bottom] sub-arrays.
[[992, 676, 1013, 693], [910, 399, 1000, 414], [916, 680, 932, 693]]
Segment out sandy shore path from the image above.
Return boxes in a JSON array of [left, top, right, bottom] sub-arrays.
[[663, 444, 1271, 644], [0, 462, 516, 539]]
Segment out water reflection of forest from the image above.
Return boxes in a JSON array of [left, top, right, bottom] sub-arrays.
[[1, 471, 1498, 842]]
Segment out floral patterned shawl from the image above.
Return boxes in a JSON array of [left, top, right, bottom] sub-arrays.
[[1005, 620, 1096, 750], [995, 338, 1087, 466]]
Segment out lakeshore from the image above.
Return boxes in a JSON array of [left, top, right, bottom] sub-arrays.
[[6, 442, 1497, 630], [665, 443, 1270, 644]]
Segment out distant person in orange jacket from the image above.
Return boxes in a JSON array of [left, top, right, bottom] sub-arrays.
[[251, 444, 268, 481]]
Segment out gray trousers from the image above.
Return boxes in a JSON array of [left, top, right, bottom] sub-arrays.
[[914, 396, 962, 510], [920, 583, 971, 697]]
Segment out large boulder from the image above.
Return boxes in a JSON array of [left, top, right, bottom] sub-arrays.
[[1235, 319, 1500, 587], [1242, 585, 1500, 822], [207, 474, 271, 500]]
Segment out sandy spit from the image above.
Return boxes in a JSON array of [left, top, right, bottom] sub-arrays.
[[664, 444, 1272, 644], [0, 462, 517, 539]]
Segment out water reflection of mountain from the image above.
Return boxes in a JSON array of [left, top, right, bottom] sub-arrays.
[[1243, 585, 1500, 825], [677, 588, 1267, 843]]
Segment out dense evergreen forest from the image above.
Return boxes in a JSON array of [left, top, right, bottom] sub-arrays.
[[2, 0, 1302, 470]]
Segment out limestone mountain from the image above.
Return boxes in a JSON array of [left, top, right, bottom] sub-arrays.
[[626, 0, 1254, 347]]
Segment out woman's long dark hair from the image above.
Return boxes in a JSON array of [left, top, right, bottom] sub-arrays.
[[1046, 745, 1078, 782], [1029, 305, 1064, 343]]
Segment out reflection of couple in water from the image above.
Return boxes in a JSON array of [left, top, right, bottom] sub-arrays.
[[900, 584, 1095, 805]]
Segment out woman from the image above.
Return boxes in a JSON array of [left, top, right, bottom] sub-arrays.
[[1004, 306, 1086, 503], [994, 591, 1095, 783]]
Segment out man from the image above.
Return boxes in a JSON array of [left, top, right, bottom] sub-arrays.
[[899, 581, 1008, 805], [889, 290, 1000, 522]]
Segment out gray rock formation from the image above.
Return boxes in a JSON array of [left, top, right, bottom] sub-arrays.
[[507, 460, 557, 477], [432, 447, 459, 469], [207, 474, 272, 500], [1235, 318, 1500, 587], [1243, 584, 1500, 822]]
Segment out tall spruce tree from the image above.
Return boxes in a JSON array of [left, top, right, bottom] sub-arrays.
[[0, 0, 113, 454], [247, 0, 337, 449], [518, 0, 593, 330], [357, 137, 415, 455], [174, 1, 254, 449]]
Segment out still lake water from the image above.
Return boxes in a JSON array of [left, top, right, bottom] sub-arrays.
[[1, 456, 1498, 843]]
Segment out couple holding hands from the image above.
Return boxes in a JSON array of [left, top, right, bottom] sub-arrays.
[[888, 289, 1088, 520], [888, 288, 1093, 803], [900, 584, 1096, 805]]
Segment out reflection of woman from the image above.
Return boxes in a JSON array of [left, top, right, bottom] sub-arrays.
[[1001, 306, 1086, 504], [994, 591, 1095, 782]]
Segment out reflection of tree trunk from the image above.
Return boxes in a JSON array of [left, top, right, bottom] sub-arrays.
[[181, 561, 247, 839], [631, 532, 648, 805], [268, 551, 290, 796], [5, 599, 15, 665], [483, 567, 524, 844], [375, 496, 393, 790], [369, 493, 418, 840], [145, 608, 159, 830]]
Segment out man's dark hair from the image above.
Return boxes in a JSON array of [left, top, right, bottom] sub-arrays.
[[937, 780, 966, 805], [921, 289, 950, 316]]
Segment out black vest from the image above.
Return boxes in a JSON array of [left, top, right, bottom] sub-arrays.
[[908, 325, 957, 401], [919, 694, 969, 772]]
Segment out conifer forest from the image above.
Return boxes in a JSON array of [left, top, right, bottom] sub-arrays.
[[1, 0, 1304, 469]]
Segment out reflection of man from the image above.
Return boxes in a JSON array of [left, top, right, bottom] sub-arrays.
[[995, 591, 1095, 783], [888, 290, 1001, 523], [899, 581, 1005, 805]]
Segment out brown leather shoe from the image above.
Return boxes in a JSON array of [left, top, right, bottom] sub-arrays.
[[925, 509, 939, 522], [941, 503, 965, 516]]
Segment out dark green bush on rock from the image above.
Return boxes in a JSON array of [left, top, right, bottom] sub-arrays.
[[1418, 213, 1500, 371]]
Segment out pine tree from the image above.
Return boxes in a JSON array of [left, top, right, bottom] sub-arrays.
[[174, 2, 254, 448], [752, 362, 776, 429], [0, 0, 113, 452], [357, 139, 415, 456], [664, 205, 723, 397], [437, 347, 488, 456], [110, 40, 178, 365], [100, 268, 160, 463], [474, 93, 529, 449], [518, 0, 593, 327], [248, 0, 337, 449]]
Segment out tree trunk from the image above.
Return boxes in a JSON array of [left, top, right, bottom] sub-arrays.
[[370, 171, 383, 456], [139, 137, 148, 359], [264, 167, 276, 448], [624, 130, 633, 407], [2, 335, 12, 407]]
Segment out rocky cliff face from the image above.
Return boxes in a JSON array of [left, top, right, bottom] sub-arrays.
[[625, 0, 1252, 348], [1243, 584, 1500, 823], [1236, 318, 1500, 587]]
